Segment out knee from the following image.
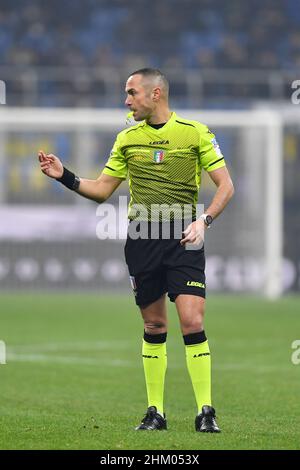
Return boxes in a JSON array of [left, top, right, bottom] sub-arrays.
[[181, 321, 204, 336], [180, 312, 204, 335], [144, 319, 167, 334]]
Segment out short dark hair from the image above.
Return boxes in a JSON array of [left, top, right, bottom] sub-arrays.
[[129, 68, 169, 95]]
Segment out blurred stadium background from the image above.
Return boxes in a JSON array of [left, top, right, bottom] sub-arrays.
[[0, 0, 299, 450], [0, 0, 299, 296]]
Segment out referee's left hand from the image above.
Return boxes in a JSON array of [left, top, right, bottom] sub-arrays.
[[180, 219, 205, 247]]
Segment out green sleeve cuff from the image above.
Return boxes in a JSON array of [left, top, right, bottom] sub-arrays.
[[102, 166, 127, 179], [207, 159, 226, 172]]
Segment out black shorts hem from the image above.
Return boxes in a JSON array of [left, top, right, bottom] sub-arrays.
[[135, 289, 168, 308], [168, 289, 206, 303]]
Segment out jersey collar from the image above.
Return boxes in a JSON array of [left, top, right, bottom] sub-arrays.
[[144, 111, 176, 133]]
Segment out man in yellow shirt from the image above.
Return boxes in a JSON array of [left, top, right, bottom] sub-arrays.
[[39, 68, 234, 433]]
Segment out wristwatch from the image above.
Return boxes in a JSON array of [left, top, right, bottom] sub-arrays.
[[200, 213, 213, 227]]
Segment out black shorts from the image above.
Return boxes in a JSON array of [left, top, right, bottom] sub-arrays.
[[124, 222, 206, 307]]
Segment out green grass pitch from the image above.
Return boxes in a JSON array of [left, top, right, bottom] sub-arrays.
[[0, 293, 299, 450]]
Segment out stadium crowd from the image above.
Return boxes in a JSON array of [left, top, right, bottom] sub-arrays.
[[1, 0, 299, 70], [0, 0, 299, 106]]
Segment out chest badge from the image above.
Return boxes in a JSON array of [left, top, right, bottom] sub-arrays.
[[153, 150, 164, 163]]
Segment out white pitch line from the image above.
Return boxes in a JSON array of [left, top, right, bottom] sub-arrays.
[[8, 352, 134, 367], [6, 352, 291, 373], [9, 340, 132, 353]]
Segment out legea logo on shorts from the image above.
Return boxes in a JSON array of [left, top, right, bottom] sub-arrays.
[[186, 281, 205, 288]]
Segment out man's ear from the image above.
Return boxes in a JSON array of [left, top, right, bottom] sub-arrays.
[[152, 87, 161, 101]]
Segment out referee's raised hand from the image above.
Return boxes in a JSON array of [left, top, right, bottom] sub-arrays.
[[38, 150, 63, 179]]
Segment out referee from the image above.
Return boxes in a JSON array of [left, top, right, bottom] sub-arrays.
[[39, 68, 234, 433]]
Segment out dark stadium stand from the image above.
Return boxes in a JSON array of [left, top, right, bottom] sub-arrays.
[[0, 0, 299, 106]]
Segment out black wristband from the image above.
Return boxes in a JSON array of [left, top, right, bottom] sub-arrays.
[[56, 167, 80, 191]]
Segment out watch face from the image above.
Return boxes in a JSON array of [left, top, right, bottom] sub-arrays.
[[205, 215, 213, 225]]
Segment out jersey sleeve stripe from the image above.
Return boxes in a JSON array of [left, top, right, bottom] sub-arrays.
[[207, 157, 224, 168]]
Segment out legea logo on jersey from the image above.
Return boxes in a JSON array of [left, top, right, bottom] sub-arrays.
[[153, 150, 164, 163]]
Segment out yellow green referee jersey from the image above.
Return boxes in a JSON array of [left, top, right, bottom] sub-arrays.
[[102, 112, 226, 221]]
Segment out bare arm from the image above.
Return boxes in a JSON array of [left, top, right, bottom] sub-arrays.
[[76, 173, 124, 203], [181, 166, 234, 246], [38, 150, 124, 203], [204, 166, 234, 220]]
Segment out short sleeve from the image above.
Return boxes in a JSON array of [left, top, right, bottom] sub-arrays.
[[199, 126, 226, 172], [102, 133, 128, 179]]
